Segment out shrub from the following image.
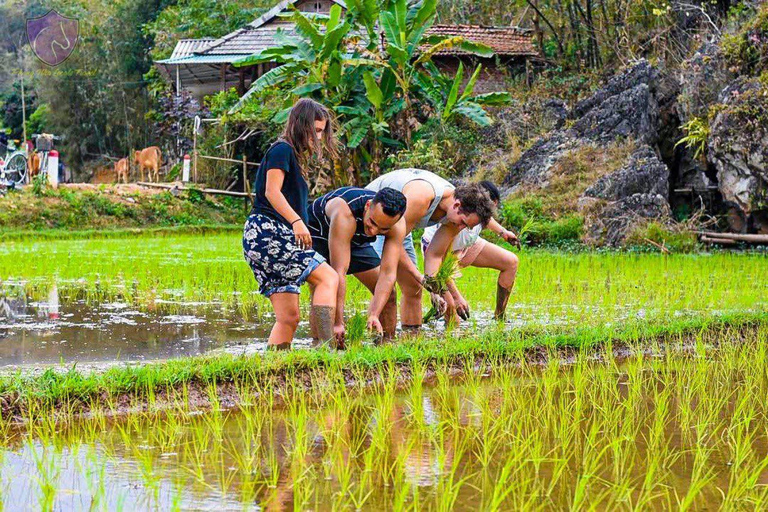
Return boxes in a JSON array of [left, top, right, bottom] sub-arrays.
[[676, 117, 710, 159], [497, 198, 583, 247], [625, 221, 698, 253]]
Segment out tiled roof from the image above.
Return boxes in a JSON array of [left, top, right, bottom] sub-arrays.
[[196, 22, 297, 56], [425, 25, 537, 57]]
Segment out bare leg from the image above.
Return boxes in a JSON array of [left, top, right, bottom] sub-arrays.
[[267, 293, 300, 349], [306, 262, 339, 348], [469, 243, 519, 321], [397, 262, 423, 332], [353, 267, 397, 341]]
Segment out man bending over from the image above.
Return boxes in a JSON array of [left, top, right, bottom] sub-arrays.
[[309, 187, 407, 346], [366, 169, 496, 332], [422, 181, 519, 324]]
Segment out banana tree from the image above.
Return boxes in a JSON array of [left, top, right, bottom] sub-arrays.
[[227, 0, 510, 184], [229, 4, 356, 114], [358, 0, 495, 139], [416, 61, 512, 126]]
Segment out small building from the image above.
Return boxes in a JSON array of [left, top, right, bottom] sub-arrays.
[[155, 0, 538, 102]]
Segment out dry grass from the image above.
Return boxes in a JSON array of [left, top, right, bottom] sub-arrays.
[[512, 139, 637, 217]]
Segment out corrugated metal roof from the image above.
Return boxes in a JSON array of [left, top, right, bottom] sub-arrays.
[[168, 38, 216, 60], [156, 54, 244, 65], [425, 25, 536, 57]]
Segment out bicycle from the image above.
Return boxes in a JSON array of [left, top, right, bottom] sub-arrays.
[[0, 138, 28, 187]]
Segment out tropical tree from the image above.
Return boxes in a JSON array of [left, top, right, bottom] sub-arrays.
[[229, 0, 511, 184]]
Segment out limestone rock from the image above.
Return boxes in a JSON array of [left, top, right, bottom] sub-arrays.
[[584, 145, 669, 200], [708, 78, 768, 232], [585, 193, 673, 246], [503, 60, 662, 189]]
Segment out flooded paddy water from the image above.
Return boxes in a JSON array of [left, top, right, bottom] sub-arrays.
[[2, 326, 768, 510], [1, 234, 767, 368], [1, 234, 768, 509]]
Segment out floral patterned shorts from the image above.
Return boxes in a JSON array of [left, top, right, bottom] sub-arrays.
[[243, 213, 325, 297]]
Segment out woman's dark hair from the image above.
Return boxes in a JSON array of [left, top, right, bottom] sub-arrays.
[[478, 180, 501, 203], [282, 98, 337, 170], [372, 187, 407, 219], [454, 183, 496, 226]]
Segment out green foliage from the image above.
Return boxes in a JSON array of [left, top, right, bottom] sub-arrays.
[[676, 117, 710, 159], [389, 117, 482, 176], [0, 187, 242, 231], [498, 198, 583, 246], [145, 0, 271, 61], [32, 173, 49, 198], [423, 251, 459, 323], [346, 311, 369, 345], [229, 0, 507, 182], [625, 221, 699, 253], [27, 104, 50, 135], [186, 187, 206, 204], [722, 3, 768, 76], [417, 62, 511, 126]]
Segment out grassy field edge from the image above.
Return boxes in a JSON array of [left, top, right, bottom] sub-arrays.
[[1, 310, 767, 420], [0, 224, 242, 242]]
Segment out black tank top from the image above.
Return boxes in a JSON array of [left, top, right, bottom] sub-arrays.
[[308, 187, 377, 247]]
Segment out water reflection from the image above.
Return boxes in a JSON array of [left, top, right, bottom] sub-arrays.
[[0, 282, 295, 367]]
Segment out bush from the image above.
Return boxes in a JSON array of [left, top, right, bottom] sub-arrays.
[[31, 173, 49, 197], [498, 198, 584, 247], [389, 118, 482, 177], [722, 3, 768, 76], [625, 221, 699, 253]]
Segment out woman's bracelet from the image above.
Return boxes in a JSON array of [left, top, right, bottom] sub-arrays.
[[291, 218, 301, 226]]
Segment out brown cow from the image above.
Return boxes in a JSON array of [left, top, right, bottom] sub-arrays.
[[134, 146, 162, 183], [27, 151, 41, 181], [114, 157, 129, 184]]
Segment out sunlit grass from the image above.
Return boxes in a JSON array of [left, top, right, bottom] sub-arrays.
[[1, 234, 766, 326]]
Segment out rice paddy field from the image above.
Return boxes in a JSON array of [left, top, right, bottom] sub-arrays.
[[1, 232, 768, 510]]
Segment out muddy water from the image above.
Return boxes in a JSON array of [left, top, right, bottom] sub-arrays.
[[0, 279, 740, 369], [0, 284, 297, 367], [0, 283, 505, 368], [2, 351, 766, 511]]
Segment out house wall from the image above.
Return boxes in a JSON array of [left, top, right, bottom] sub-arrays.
[[432, 56, 529, 93]]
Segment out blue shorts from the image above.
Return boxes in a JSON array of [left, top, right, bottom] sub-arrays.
[[372, 233, 418, 265], [243, 214, 325, 297], [311, 237, 381, 275]]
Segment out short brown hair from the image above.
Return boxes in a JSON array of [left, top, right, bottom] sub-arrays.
[[454, 183, 496, 226]]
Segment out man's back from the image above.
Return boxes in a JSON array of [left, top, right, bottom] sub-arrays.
[[308, 187, 377, 247], [366, 169, 453, 229]]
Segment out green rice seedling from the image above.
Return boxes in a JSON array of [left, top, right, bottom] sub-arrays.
[[346, 310, 369, 346], [423, 251, 459, 324]]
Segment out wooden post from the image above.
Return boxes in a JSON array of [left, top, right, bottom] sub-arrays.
[[193, 133, 198, 183], [237, 69, 245, 96], [242, 154, 249, 212], [20, 68, 27, 157]]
